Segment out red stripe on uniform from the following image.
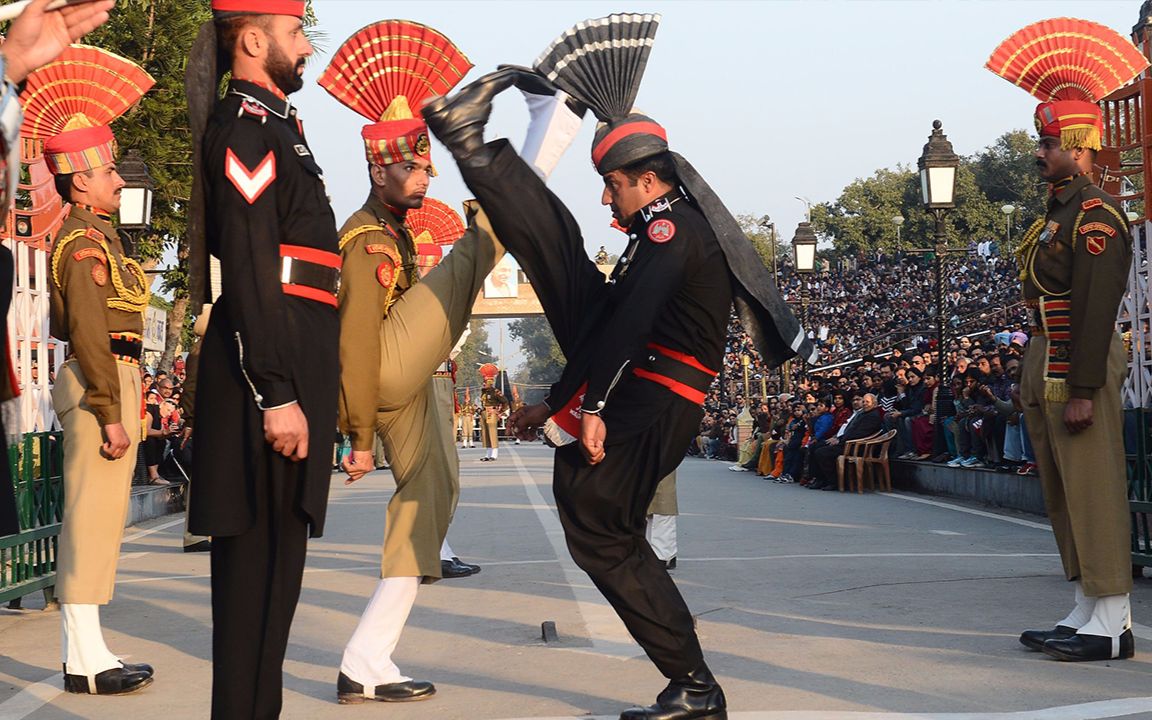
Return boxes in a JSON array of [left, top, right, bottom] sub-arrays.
[[283, 284, 337, 307], [647, 342, 718, 376], [281, 244, 342, 269], [633, 368, 707, 405]]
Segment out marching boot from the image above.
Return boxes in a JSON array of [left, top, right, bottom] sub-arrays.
[[422, 68, 518, 165], [1042, 593, 1135, 661], [619, 664, 727, 720], [1020, 582, 1092, 651]]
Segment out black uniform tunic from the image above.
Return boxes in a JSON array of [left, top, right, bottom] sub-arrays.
[[188, 79, 339, 720], [457, 139, 730, 679]]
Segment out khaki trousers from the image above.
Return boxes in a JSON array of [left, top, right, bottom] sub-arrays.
[[54, 360, 142, 604], [371, 217, 501, 579], [1021, 333, 1131, 597], [647, 471, 678, 516], [482, 412, 499, 448]]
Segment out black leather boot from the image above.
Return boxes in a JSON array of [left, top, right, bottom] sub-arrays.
[[63, 665, 153, 695], [336, 671, 436, 704], [619, 665, 727, 720], [422, 68, 517, 165], [1041, 629, 1135, 661], [1019, 624, 1077, 651]]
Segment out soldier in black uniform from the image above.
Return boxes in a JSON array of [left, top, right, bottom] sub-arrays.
[[423, 25, 814, 717], [185, 2, 340, 717]]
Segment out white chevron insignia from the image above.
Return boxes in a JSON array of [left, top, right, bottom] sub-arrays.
[[225, 148, 276, 204]]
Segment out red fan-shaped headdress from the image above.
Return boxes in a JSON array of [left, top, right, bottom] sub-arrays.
[[985, 18, 1148, 150], [407, 197, 465, 246], [479, 363, 500, 384], [20, 45, 154, 175], [318, 20, 472, 169]]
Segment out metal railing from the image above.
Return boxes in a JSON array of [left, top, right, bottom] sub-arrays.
[[0, 432, 63, 606]]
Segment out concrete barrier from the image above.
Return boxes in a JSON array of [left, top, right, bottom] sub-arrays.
[[127, 481, 187, 527], [890, 460, 1046, 515]]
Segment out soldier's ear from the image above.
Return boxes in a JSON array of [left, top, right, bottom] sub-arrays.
[[369, 163, 388, 188]]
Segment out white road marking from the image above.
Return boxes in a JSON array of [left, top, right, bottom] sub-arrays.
[[0, 674, 62, 720], [679, 552, 1056, 562], [121, 517, 184, 544], [880, 492, 1052, 531], [507, 449, 643, 660], [931, 530, 964, 536], [493, 696, 1152, 719], [1131, 622, 1152, 641]]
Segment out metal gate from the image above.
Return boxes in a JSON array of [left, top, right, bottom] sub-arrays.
[[0, 432, 63, 606]]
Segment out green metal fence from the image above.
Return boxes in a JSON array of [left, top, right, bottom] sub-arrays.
[[0, 432, 63, 606]]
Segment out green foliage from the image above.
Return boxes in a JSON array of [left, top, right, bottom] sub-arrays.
[[454, 320, 493, 390], [969, 129, 1047, 240], [508, 316, 564, 385], [735, 214, 788, 274]]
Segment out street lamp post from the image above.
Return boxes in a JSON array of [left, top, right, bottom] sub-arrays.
[[892, 215, 905, 251], [791, 221, 818, 381], [1000, 204, 1015, 249], [916, 120, 961, 363], [116, 149, 155, 256], [758, 215, 778, 286]]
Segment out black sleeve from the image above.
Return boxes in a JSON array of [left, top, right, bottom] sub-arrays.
[[206, 120, 296, 409]]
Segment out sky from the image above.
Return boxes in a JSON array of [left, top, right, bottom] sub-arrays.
[[297, 0, 1143, 255], [285, 0, 1144, 372]]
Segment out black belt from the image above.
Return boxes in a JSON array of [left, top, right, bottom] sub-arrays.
[[110, 334, 143, 361], [632, 343, 717, 405], [281, 256, 340, 295]]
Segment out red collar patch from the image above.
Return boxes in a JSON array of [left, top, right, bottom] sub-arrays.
[[648, 218, 676, 244]]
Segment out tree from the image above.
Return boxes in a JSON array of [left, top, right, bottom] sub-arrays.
[[508, 316, 564, 385], [453, 320, 493, 391], [970, 129, 1047, 239], [736, 214, 789, 277]]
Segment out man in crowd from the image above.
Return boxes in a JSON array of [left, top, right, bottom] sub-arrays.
[[808, 394, 882, 491]]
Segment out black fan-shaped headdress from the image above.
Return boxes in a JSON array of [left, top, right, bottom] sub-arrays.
[[533, 13, 660, 124], [529, 13, 818, 368]]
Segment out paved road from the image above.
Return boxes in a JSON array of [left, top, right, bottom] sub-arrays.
[[2, 444, 1151, 720]]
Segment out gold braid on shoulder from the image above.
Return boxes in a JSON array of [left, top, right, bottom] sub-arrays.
[[50, 229, 87, 289], [1015, 218, 1046, 281], [107, 254, 149, 316]]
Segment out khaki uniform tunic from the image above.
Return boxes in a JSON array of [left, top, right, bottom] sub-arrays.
[[647, 471, 678, 516], [480, 386, 506, 449], [337, 194, 502, 579], [49, 206, 149, 604], [1017, 175, 1132, 597]]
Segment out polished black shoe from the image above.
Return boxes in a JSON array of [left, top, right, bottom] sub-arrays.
[[337, 672, 435, 704], [665, 557, 677, 571], [63, 666, 153, 695], [119, 661, 154, 676], [451, 556, 482, 574], [183, 540, 211, 553], [422, 68, 517, 163], [440, 558, 476, 579], [1041, 629, 1135, 662], [1019, 624, 1077, 651], [619, 665, 726, 720]]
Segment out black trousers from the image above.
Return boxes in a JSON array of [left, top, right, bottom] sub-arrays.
[[459, 139, 706, 679], [812, 443, 845, 486], [209, 471, 309, 720]]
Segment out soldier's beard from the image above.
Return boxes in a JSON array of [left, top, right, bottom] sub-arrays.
[[265, 43, 305, 95]]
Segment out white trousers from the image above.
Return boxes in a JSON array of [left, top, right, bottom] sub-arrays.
[[486, 447, 498, 460], [519, 90, 583, 181], [61, 603, 120, 682], [340, 577, 420, 690], [645, 514, 678, 562], [440, 539, 455, 562]]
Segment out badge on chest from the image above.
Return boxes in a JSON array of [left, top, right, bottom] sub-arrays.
[[1038, 220, 1060, 247]]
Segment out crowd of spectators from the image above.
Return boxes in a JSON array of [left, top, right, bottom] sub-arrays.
[[139, 355, 189, 486], [692, 248, 1046, 486]]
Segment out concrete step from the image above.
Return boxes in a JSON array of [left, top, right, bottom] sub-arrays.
[[892, 459, 1045, 514]]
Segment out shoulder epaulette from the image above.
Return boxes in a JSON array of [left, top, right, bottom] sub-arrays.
[[1082, 198, 1103, 210], [51, 228, 93, 289]]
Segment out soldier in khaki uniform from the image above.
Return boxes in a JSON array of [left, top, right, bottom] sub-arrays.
[[987, 19, 1147, 662], [27, 47, 157, 694], [478, 366, 507, 461], [317, 21, 501, 703]]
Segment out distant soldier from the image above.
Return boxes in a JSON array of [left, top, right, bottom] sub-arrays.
[[478, 364, 507, 462], [988, 18, 1146, 662], [28, 47, 156, 694]]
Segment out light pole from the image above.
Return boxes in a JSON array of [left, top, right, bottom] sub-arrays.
[[791, 220, 818, 381], [892, 214, 905, 252], [916, 120, 961, 362], [1000, 204, 1015, 249], [758, 214, 778, 286], [116, 148, 155, 255]]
